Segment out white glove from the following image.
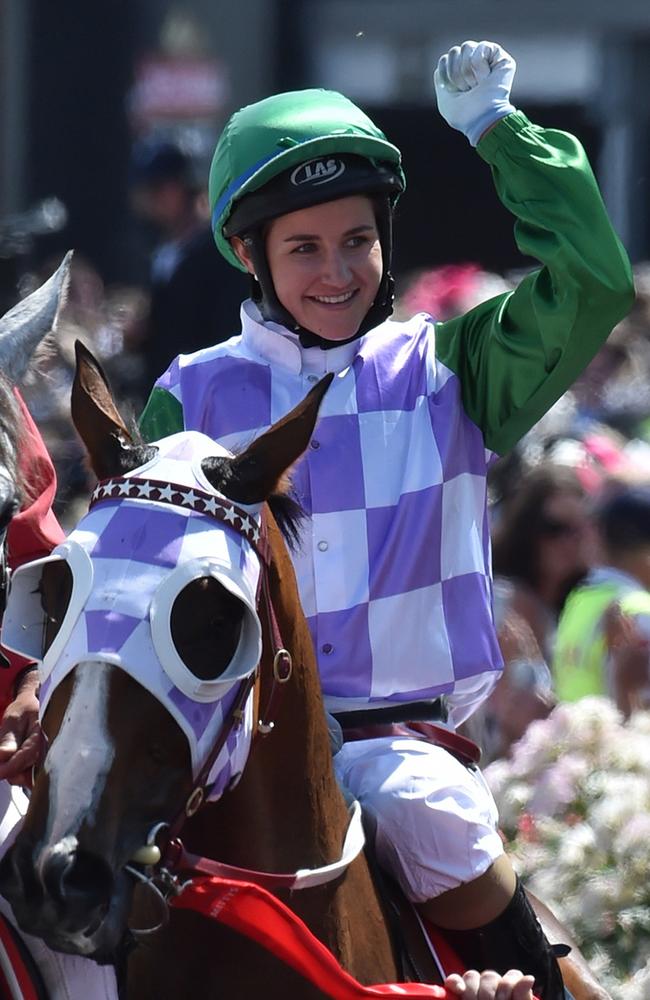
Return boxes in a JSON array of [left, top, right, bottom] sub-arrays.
[[434, 40, 516, 146]]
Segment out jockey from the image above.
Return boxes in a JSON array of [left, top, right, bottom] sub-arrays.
[[139, 40, 634, 999]]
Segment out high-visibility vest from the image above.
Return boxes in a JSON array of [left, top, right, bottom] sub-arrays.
[[553, 580, 650, 702]]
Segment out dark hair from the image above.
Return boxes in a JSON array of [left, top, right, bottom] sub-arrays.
[[596, 485, 650, 552], [491, 464, 587, 590], [129, 138, 195, 190]]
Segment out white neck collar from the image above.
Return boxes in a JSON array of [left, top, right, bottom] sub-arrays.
[[240, 299, 363, 376]]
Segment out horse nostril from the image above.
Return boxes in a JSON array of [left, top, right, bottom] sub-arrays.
[[42, 848, 74, 905], [0, 844, 33, 902], [41, 845, 113, 913]]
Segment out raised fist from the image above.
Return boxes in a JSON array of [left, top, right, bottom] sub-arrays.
[[434, 40, 516, 146]]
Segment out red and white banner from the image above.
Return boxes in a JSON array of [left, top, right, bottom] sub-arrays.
[[172, 875, 451, 998]]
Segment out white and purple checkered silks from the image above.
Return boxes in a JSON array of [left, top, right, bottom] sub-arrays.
[[2, 431, 263, 801], [155, 300, 504, 728]]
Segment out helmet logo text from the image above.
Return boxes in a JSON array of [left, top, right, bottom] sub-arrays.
[[290, 158, 346, 187]]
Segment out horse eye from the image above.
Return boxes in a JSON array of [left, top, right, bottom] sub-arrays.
[[170, 578, 244, 681], [40, 561, 73, 656]]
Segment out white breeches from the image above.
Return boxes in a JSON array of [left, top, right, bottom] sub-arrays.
[[0, 781, 119, 1000], [334, 736, 504, 903]]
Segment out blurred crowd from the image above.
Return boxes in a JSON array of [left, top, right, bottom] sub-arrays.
[[402, 260, 650, 761], [8, 168, 650, 765]]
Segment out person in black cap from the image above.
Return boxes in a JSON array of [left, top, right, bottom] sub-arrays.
[[554, 484, 650, 716], [129, 136, 247, 395]]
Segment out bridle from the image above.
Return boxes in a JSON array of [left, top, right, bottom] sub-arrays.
[[0, 484, 18, 623], [0, 525, 10, 620], [82, 475, 364, 932], [0, 520, 13, 668]]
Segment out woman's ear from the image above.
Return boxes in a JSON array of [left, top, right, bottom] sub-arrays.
[[230, 236, 255, 275]]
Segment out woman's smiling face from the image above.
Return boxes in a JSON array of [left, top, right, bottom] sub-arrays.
[[236, 195, 383, 341]]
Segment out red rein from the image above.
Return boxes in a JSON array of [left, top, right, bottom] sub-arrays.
[[171, 875, 451, 998]]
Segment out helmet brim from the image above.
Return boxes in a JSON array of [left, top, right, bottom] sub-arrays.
[[212, 133, 404, 271]]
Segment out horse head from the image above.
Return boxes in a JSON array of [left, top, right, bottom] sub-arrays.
[[0, 340, 331, 962], [0, 252, 71, 592]]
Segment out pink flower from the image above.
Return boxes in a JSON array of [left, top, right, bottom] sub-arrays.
[[517, 812, 538, 842]]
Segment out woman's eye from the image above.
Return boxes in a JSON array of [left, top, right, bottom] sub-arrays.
[[346, 235, 367, 249], [292, 242, 317, 255]]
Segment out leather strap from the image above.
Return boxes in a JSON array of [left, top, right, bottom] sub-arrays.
[[164, 670, 258, 852], [342, 722, 481, 767], [256, 548, 292, 734], [169, 800, 365, 891]]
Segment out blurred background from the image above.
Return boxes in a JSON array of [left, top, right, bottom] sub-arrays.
[[5, 0, 650, 720], [3, 0, 650, 282], [3, 6, 650, 988]]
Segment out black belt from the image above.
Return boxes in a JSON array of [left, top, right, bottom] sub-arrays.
[[333, 698, 447, 729]]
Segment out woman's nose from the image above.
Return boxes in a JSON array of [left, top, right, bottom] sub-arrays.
[[321, 250, 352, 287]]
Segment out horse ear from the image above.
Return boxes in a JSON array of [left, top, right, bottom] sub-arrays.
[[0, 250, 72, 384], [71, 340, 149, 480], [203, 373, 334, 504]]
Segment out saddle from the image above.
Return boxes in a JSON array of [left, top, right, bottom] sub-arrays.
[[364, 854, 466, 986]]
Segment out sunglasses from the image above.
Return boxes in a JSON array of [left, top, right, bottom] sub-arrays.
[[538, 517, 583, 539]]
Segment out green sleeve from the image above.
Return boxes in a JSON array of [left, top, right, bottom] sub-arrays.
[[435, 111, 635, 456], [139, 386, 184, 443]]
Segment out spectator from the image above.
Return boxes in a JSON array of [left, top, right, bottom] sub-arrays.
[[463, 578, 555, 763], [469, 464, 594, 761], [129, 136, 247, 395], [553, 484, 650, 716], [491, 464, 596, 662]]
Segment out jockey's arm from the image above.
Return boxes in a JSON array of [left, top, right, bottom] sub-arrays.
[[434, 113, 634, 457]]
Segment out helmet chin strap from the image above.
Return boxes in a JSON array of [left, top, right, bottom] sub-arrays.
[[245, 197, 396, 351]]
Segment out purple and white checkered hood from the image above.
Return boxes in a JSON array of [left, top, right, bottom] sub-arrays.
[[3, 432, 264, 800]]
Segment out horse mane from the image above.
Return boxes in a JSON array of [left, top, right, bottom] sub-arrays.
[[0, 372, 23, 501], [266, 491, 305, 552]]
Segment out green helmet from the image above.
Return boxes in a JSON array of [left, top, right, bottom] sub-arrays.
[[209, 88, 405, 271]]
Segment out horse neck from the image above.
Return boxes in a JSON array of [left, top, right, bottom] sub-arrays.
[[185, 513, 399, 981]]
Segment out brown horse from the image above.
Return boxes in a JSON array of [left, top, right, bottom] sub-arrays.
[[0, 342, 608, 999]]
